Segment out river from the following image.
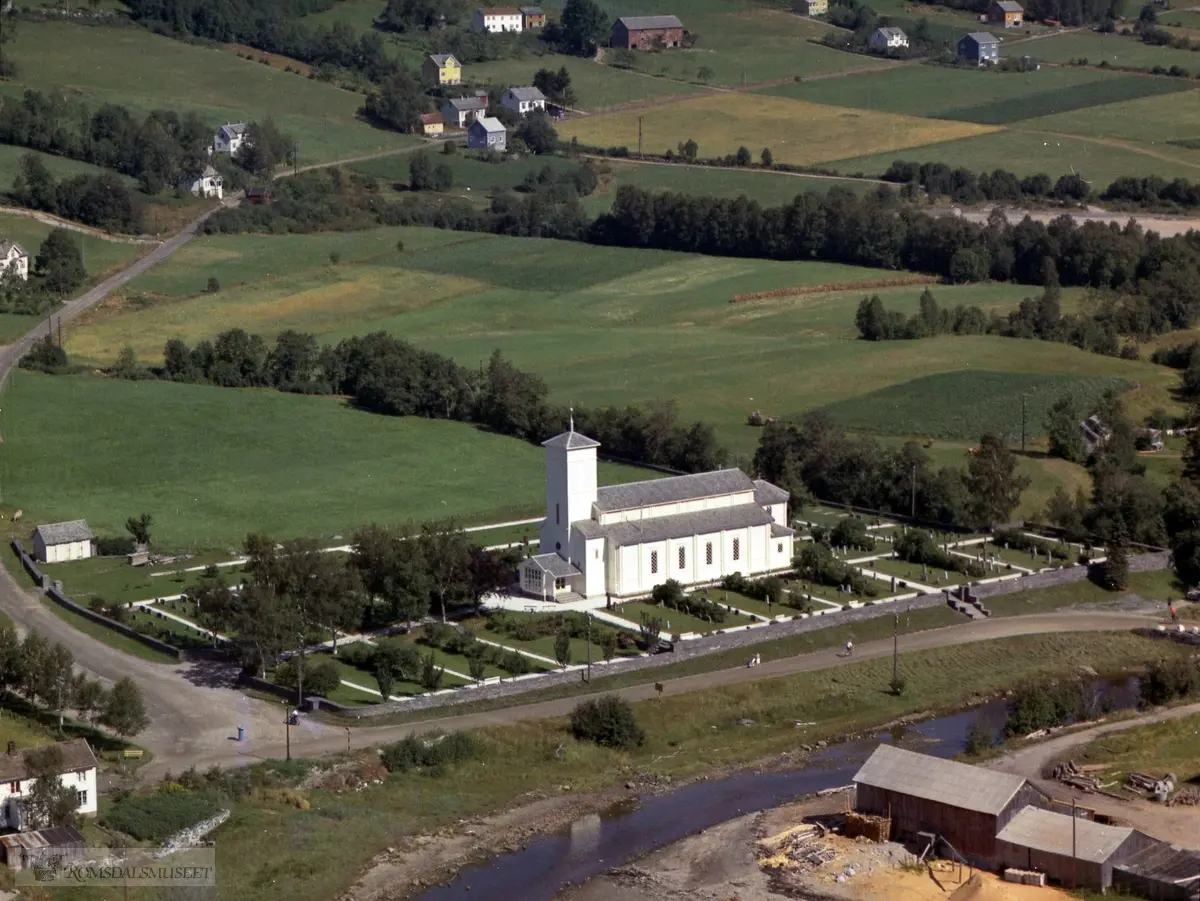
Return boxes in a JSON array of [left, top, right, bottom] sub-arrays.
[[413, 677, 1141, 901]]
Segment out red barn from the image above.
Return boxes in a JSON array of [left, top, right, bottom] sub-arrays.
[[611, 15, 684, 50]]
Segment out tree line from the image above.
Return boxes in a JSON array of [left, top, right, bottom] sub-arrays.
[[754, 413, 1029, 529], [104, 328, 726, 473], [882, 161, 1090, 205], [12, 153, 142, 233]]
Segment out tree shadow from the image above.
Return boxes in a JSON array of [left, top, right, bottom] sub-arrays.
[[177, 659, 243, 691]]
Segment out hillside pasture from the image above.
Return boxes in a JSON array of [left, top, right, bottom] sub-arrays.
[[825, 126, 1200, 183], [559, 93, 996, 166], [350, 152, 585, 197], [1020, 87, 1200, 146], [0, 371, 652, 550], [818, 370, 1133, 440], [1028, 32, 1200, 71], [4, 21, 419, 165], [463, 56, 703, 109]]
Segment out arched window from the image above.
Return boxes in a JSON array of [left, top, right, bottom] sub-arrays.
[[678, 547, 685, 569], [650, 550, 659, 574], [733, 537, 740, 561], [705, 542, 713, 565]]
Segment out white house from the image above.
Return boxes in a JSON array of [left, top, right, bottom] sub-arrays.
[[0, 740, 98, 831], [501, 86, 546, 117], [869, 26, 909, 49], [519, 425, 793, 602], [471, 6, 523, 32], [440, 94, 488, 128], [468, 116, 507, 151], [32, 521, 95, 564], [180, 164, 223, 200], [0, 240, 28, 282], [212, 122, 250, 155]]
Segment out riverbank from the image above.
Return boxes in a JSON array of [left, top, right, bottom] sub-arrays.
[[313, 627, 1181, 901]]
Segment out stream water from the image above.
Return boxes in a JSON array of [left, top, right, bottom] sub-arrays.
[[412, 677, 1142, 901]]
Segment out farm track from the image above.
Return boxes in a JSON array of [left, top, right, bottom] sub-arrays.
[[0, 206, 161, 244]]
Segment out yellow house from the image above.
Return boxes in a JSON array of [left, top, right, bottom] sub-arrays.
[[794, 0, 828, 15], [421, 113, 445, 136], [423, 53, 462, 86]]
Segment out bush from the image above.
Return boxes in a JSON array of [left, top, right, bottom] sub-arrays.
[[101, 791, 220, 841], [830, 518, 873, 552], [206, 276, 220, 293], [893, 529, 984, 578], [275, 657, 341, 697], [719, 573, 784, 604], [96, 536, 136, 556], [380, 730, 476, 775], [964, 718, 994, 756], [1002, 682, 1084, 738], [1140, 658, 1198, 705], [992, 529, 1070, 561], [570, 695, 644, 750], [650, 579, 727, 623]]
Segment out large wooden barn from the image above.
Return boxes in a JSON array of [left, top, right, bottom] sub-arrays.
[[852, 745, 1051, 862]]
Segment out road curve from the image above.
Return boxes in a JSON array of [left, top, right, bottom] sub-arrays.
[[151, 610, 1158, 778]]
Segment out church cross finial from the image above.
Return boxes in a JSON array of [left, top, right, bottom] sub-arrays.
[[569, 406, 574, 432]]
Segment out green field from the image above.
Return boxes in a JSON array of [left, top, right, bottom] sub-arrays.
[[0, 371, 654, 549], [4, 21, 419, 166], [1029, 31, 1200, 71], [464, 55, 703, 109], [352, 151, 584, 196], [826, 125, 1200, 183], [819, 371, 1134, 440], [1021, 87, 1200, 145], [0, 145, 126, 191]]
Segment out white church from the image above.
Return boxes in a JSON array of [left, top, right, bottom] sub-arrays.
[[519, 425, 794, 603]]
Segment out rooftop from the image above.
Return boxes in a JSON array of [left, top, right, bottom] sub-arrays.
[[994, 1, 1024, 10], [997, 806, 1135, 864], [33, 520, 94, 546], [1115, 841, 1200, 883], [0, 740, 98, 784], [754, 480, 791, 506], [420, 112, 445, 124], [575, 503, 774, 547], [525, 553, 580, 577], [876, 25, 907, 36], [0, 240, 26, 256], [473, 116, 505, 133], [446, 96, 487, 111], [966, 31, 1000, 42], [542, 430, 601, 451], [218, 122, 248, 135], [507, 86, 546, 102], [853, 745, 1029, 816], [479, 6, 521, 14], [596, 469, 755, 513], [617, 15, 684, 30], [519, 6, 544, 13], [428, 53, 458, 65]]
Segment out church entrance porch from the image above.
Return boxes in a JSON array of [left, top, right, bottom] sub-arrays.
[[519, 553, 584, 603]]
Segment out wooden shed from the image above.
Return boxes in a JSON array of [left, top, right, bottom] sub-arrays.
[[611, 15, 684, 50], [996, 806, 1158, 891], [853, 745, 1050, 863], [0, 825, 85, 872], [1114, 841, 1200, 901]]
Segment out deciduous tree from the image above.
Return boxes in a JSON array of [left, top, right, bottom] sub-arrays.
[[101, 677, 149, 740]]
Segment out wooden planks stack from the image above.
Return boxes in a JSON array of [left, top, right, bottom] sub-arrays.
[[844, 811, 891, 842], [1053, 760, 1101, 791]]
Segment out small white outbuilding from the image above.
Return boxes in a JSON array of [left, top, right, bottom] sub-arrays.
[[32, 521, 95, 564]]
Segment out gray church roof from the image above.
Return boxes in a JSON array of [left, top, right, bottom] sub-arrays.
[[753, 480, 790, 506], [854, 745, 1029, 816], [524, 553, 580, 577], [542, 430, 600, 450], [595, 469, 754, 513], [33, 520, 94, 545], [574, 504, 774, 548]]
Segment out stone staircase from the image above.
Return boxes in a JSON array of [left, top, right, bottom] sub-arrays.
[[944, 585, 990, 619]]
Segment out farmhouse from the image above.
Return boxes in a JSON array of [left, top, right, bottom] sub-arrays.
[[794, 0, 828, 15], [471, 6, 522, 32], [869, 26, 909, 49], [468, 116, 507, 151], [0, 740, 98, 831], [180, 164, 223, 200], [420, 112, 445, 136], [440, 94, 488, 128], [520, 5, 545, 28], [958, 31, 1000, 65], [422, 53, 462, 86], [852, 744, 1050, 862], [31, 521, 94, 564], [518, 424, 793, 602], [212, 122, 250, 155], [996, 806, 1156, 891], [0, 240, 28, 282], [989, 0, 1024, 26], [611, 15, 685, 50], [501, 85, 546, 116]]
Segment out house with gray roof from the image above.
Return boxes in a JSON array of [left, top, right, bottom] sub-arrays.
[[468, 116, 506, 151], [612, 15, 685, 50], [501, 85, 546, 117], [0, 739, 99, 830], [440, 93, 488, 129], [869, 26, 909, 50], [0, 239, 28, 282], [989, 0, 1024, 26], [958, 31, 1000, 65], [212, 122, 250, 155], [32, 521, 94, 564], [519, 424, 792, 602]]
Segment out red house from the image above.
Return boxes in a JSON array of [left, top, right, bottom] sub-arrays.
[[611, 15, 684, 50], [244, 186, 273, 204]]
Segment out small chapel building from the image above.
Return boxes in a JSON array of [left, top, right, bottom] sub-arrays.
[[519, 426, 794, 602]]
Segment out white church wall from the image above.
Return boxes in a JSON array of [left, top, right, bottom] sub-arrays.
[[767, 503, 788, 527], [542, 444, 598, 557], [691, 531, 724, 584], [666, 538, 696, 585]]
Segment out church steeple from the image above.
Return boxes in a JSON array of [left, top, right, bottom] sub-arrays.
[[540, 424, 599, 558]]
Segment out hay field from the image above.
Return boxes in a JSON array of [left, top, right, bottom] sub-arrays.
[[1029, 32, 1200, 70], [559, 93, 996, 165], [1020, 88, 1200, 145]]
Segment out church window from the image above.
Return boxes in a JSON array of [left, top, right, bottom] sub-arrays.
[[556, 503, 560, 525], [594, 549, 599, 559], [554, 578, 566, 591], [678, 547, 685, 570], [705, 542, 713, 565], [650, 551, 658, 574], [777, 542, 783, 554], [733, 537, 740, 561]]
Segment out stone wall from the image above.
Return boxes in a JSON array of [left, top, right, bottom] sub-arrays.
[[969, 551, 1170, 601]]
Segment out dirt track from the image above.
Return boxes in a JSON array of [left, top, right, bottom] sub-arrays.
[[943, 204, 1200, 238]]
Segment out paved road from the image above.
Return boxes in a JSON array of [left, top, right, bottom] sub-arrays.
[[146, 610, 1157, 778]]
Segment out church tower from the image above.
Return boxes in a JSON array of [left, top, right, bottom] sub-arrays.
[[539, 419, 599, 559]]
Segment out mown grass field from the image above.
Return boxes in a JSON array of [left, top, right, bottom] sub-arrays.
[[819, 371, 1134, 440], [0, 371, 653, 550], [351, 151, 583, 197], [465, 55, 704, 109], [826, 125, 1200, 183], [3, 21, 418, 166], [1029, 31, 1200, 70], [1021, 87, 1200, 145], [559, 93, 996, 165], [0, 145, 125, 191], [65, 227, 1178, 455]]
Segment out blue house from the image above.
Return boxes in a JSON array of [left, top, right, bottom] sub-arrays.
[[958, 31, 1000, 65]]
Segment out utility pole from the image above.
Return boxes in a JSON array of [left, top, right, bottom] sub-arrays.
[[637, 116, 643, 159], [1071, 798, 1078, 888], [910, 465, 916, 520], [892, 608, 899, 686], [296, 632, 305, 709], [293, 139, 299, 177], [284, 702, 291, 761], [585, 614, 592, 684], [1021, 394, 1027, 452]]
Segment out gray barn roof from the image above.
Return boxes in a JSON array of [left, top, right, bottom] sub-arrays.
[[875, 26, 907, 37], [1116, 842, 1200, 884], [997, 807, 1134, 864], [428, 53, 458, 66], [0, 240, 26, 257], [524, 553, 580, 577], [596, 469, 754, 513], [446, 96, 487, 111], [472, 116, 505, 134], [574, 503, 773, 547], [33, 520, 94, 546], [616, 15, 683, 30], [853, 745, 1028, 816]]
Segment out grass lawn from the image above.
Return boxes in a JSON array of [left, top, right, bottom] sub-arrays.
[[825, 125, 1200, 184], [860, 555, 972, 587], [559, 93, 996, 167], [0, 371, 654, 550], [383, 632, 517, 680], [4, 21, 419, 166], [465, 522, 542, 548], [0, 211, 146, 282], [1071, 712, 1200, 785], [0, 145, 125, 191], [984, 569, 1181, 617], [1021, 86, 1200, 146], [698, 587, 786, 619], [207, 629, 1186, 901], [953, 544, 1052, 572], [1029, 32, 1200, 71], [466, 55, 703, 108], [609, 600, 756, 636], [126, 606, 215, 649], [40, 554, 238, 606], [351, 152, 584, 198]]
